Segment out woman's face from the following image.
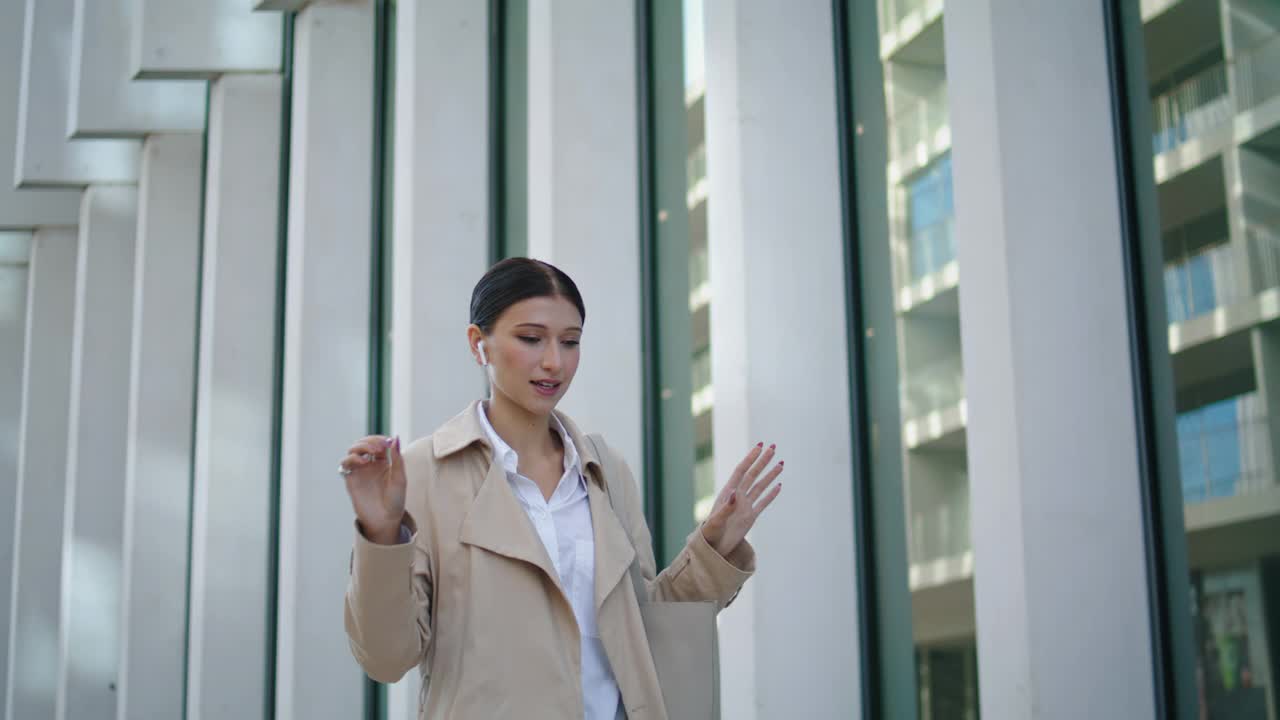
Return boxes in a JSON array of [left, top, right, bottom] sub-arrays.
[[478, 295, 583, 417]]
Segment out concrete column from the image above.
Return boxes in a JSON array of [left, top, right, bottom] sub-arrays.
[[526, 0, 645, 480], [0, 234, 30, 717], [4, 228, 78, 720], [276, 4, 373, 718], [14, 0, 139, 188], [67, 0, 206, 139], [702, 1, 861, 717], [117, 133, 203, 720], [945, 2, 1158, 717], [386, 1, 490, 713], [0, 1, 80, 228], [133, 0, 282, 79], [186, 74, 282, 720], [56, 186, 139, 720]]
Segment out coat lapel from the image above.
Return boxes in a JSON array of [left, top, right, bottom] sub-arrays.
[[586, 461, 636, 611], [458, 457, 565, 592]]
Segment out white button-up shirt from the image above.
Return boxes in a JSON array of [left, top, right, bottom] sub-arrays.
[[476, 404, 622, 719]]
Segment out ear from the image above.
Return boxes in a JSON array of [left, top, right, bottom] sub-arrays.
[[466, 324, 487, 366]]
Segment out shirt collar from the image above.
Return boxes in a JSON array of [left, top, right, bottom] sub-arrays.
[[476, 402, 582, 480]]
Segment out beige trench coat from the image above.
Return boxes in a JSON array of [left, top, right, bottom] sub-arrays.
[[344, 401, 755, 719]]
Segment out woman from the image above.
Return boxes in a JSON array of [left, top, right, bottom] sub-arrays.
[[341, 258, 783, 719]]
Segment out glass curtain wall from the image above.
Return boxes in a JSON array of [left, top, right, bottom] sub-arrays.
[[1130, 0, 1280, 717]]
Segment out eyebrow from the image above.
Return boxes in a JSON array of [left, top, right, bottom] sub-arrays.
[[514, 323, 583, 332]]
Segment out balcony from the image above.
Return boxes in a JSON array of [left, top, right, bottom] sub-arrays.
[[1150, 61, 1230, 156], [877, 0, 945, 63], [908, 215, 956, 283], [902, 353, 964, 422], [686, 142, 708, 210], [1234, 34, 1280, 115], [908, 479, 973, 589], [1151, 34, 1280, 168], [888, 85, 950, 182], [1164, 224, 1280, 340]]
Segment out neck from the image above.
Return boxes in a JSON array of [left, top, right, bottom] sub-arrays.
[[484, 393, 558, 460]]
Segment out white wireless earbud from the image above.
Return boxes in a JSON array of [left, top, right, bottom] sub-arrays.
[[478, 340, 489, 366]]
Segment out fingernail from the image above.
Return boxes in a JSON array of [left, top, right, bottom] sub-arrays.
[[756, 442, 763, 448], [779, 460, 784, 467], [769, 443, 776, 450], [385, 437, 394, 447]]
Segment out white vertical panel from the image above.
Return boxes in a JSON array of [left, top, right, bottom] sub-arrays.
[[14, 0, 139, 188], [186, 73, 282, 720], [0, 234, 31, 719], [386, 0, 490, 714], [526, 0, 644, 478], [0, 2, 80, 228], [56, 186, 139, 720], [702, 0, 862, 717], [118, 133, 203, 720], [945, 2, 1157, 717], [276, 3, 373, 718], [67, 0, 206, 138], [4, 228, 78, 720], [133, 0, 283, 79]]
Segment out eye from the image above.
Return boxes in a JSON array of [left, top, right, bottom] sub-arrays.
[[562, 339, 580, 348], [518, 336, 540, 344]]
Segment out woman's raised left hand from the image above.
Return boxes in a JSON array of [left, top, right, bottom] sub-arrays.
[[700, 442, 784, 559]]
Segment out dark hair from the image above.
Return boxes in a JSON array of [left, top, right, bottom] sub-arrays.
[[469, 257, 586, 333]]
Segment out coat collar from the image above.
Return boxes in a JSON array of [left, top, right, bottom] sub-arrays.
[[433, 400, 606, 486], [450, 400, 633, 613]]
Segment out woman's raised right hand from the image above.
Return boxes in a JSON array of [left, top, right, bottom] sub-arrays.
[[341, 435, 406, 545]]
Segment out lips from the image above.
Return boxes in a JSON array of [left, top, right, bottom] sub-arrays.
[[531, 380, 561, 397]]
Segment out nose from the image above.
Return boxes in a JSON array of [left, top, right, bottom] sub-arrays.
[[541, 342, 561, 373]]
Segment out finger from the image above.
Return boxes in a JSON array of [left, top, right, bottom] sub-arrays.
[[706, 489, 738, 529], [752, 482, 782, 516], [727, 443, 764, 493], [746, 461, 783, 502], [745, 444, 776, 483], [347, 435, 388, 452], [347, 437, 392, 461], [340, 452, 377, 471], [388, 435, 402, 468]]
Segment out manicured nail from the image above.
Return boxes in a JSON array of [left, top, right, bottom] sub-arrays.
[[385, 436, 394, 446], [769, 443, 776, 450], [756, 442, 763, 448], [779, 460, 784, 467]]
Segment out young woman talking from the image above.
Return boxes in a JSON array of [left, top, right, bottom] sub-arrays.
[[341, 258, 784, 719]]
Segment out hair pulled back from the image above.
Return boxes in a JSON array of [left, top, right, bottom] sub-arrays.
[[469, 257, 586, 334]]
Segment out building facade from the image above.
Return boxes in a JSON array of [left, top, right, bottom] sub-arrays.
[[1, 0, 1277, 718]]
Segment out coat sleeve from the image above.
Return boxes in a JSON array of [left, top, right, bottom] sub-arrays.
[[611, 449, 755, 610], [343, 511, 433, 683]]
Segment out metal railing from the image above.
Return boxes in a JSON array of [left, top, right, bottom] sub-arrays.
[[908, 215, 956, 282], [902, 353, 964, 421], [888, 85, 949, 174], [1151, 33, 1280, 154], [1178, 395, 1275, 503], [1233, 34, 1280, 113], [1164, 224, 1280, 323], [878, 0, 936, 40], [1151, 61, 1231, 155], [908, 480, 971, 567]]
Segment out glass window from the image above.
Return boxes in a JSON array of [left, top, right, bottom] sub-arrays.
[[683, 0, 714, 524], [1132, 1, 1280, 716], [848, 0, 981, 715]]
